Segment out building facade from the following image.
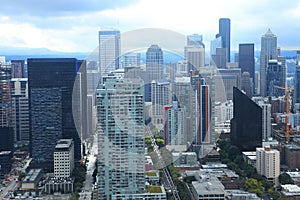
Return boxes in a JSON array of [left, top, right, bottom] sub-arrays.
[[230, 87, 262, 151], [256, 147, 280, 185], [260, 29, 278, 97], [54, 139, 74, 178], [218, 18, 231, 62], [28, 58, 81, 170], [96, 78, 145, 199], [99, 28, 121, 74]]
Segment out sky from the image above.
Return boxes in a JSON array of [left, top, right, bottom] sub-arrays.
[[0, 0, 300, 53]]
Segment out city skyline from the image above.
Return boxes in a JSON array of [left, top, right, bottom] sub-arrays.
[[0, 0, 299, 52]]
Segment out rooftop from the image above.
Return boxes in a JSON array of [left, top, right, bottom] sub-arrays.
[[55, 139, 73, 150], [23, 169, 42, 183]]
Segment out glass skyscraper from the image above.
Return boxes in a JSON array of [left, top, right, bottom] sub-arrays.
[[99, 28, 121, 74], [260, 29, 277, 97], [218, 18, 231, 62], [96, 77, 145, 199], [28, 58, 81, 170]]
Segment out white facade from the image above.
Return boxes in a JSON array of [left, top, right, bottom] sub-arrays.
[[99, 28, 121, 73], [54, 139, 74, 178], [256, 147, 280, 185], [215, 100, 233, 124]]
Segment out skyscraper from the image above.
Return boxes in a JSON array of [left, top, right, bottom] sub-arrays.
[[241, 72, 253, 98], [99, 28, 121, 74], [239, 43, 255, 95], [145, 44, 164, 102], [0, 62, 12, 127], [266, 59, 285, 97], [28, 58, 81, 170], [218, 18, 231, 62], [96, 77, 145, 199], [230, 87, 262, 151], [185, 34, 205, 70], [294, 66, 300, 110], [11, 78, 29, 143], [260, 29, 277, 97], [191, 76, 211, 145]]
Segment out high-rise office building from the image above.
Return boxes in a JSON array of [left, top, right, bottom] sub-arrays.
[[0, 62, 12, 127], [0, 127, 14, 151], [164, 96, 184, 145], [54, 139, 74, 178], [211, 48, 227, 68], [297, 51, 300, 66], [151, 80, 170, 130], [230, 87, 262, 151], [266, 59, 285, 97], [11, 78, 29, 143], [239, 43, 255, 95], [260, 29, 278, 97], [145, 44, 164, 102], [96, 77, 145, 199], [191, 76, 211, 145], [294, 66, 300, 110], [218, 18, 231, 62], [241, 72, 253, 98], [256, 147, 280, 185], [11, 60, 25, 78], [210, 36, 222, 57], [99, 28, 121, 74], [185, 34, 205, 70], [28, 58, 81, 170], [252, 97, 272, 141]]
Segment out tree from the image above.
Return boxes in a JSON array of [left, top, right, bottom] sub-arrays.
[[279, 173, 294, 184], [245, 178, 264, 197]]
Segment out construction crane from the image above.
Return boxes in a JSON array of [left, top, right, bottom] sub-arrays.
[[274, 85, 292, 143]]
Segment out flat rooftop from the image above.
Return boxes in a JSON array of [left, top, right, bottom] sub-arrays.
[[55, 139, 73, 149]]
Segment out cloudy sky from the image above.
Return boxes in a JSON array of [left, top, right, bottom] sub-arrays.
[[0, 0, 299, 52]]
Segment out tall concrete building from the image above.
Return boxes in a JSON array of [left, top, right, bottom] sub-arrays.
[[218, 18, 231, 62], [151, 80, 170, 130], [191, 76, 211, 145], [241, 72, 253, 98], [239, 43, 255, 95], [0, 62, 12, 127], [96, 78, 145, 199], [211, 48, 228, 68], [11, 60, 25, 78], [11, 78, 29, 143], [256, 147, 280, 185], [145, 44, 164, 102], [252, 97, 272, 141], [54, 139, 74, 178], [28, 58, 81, 170], [164, 96, 184, 145], [99, 28, 121, 74], [260, 29, 278, 97], [185, 34, 205, 70]]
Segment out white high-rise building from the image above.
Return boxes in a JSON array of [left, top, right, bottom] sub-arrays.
[[54, 139, 74, 178], [256, 147, 280, 185], [96, 77, 145, 199], [99, 28, 121, 74]]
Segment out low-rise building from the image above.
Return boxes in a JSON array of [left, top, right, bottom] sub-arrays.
[[21, 169, 43, 190], [242, 151, 256, 167], [111, 186, 166, 200], [44, 177, 74, 194], [281, 184, 300, 199]]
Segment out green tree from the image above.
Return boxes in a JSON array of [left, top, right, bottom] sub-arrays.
[[279, 173, 294, 184], [245, 178, 264, 197]]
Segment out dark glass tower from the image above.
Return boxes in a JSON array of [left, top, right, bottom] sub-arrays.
[[219, 18, 231, 62], [230, 87, 262, 151], [239, 43, 255, 95], [28, 58, 81, 170]]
